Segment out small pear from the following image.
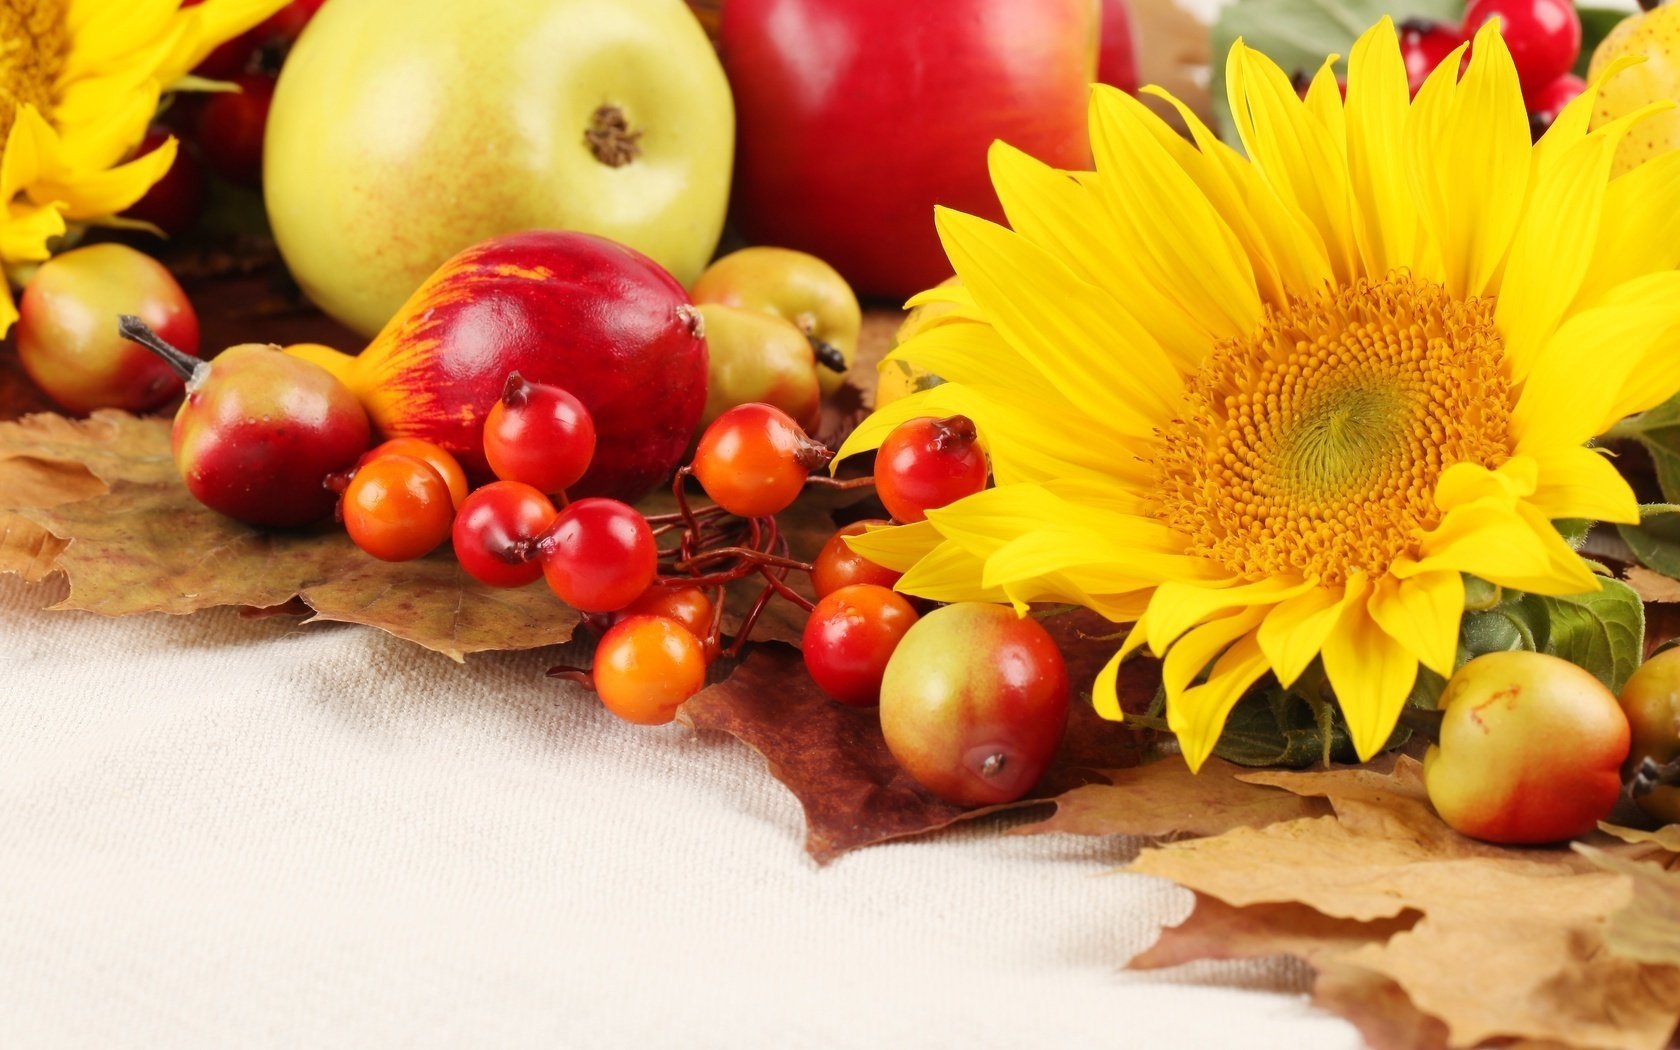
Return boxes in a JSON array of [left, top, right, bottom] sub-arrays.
[[1589, 3, 1680, 176], [119, 316, 371, 527]]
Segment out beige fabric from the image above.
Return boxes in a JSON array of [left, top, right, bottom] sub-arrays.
[[0, 576, 1358, 1048]]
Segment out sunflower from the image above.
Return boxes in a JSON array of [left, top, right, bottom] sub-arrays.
[[0, 0, 288, 332], [841, 18, 1680, 770]]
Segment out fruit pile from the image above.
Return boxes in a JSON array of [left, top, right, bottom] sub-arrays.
[[1398, 0, 1585, 136]]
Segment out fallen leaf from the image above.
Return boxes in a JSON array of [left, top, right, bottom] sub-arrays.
[[1579, 844, 1680, 968], [1627, 565, 1680, 603], [1012, 756, 1330, 839], [1310, 963, 1453, 1050], [1125, 759, 1680, 1050], [1602, 822, 1680, 854], [679, 610, 1161, 863]]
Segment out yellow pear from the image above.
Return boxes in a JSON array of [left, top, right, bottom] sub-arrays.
[[1589, 2, 1680, 176]]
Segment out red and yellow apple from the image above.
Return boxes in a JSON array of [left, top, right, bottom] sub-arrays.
[[1424, 651, 1629, 844], [17, 244, 200, 415]]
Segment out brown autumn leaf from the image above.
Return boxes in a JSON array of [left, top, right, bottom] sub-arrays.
[[1601, 822, 1680, 854], [1578, 844, 1680, 968], [678, 610, 1161, 863], [1126, 758, 1680, 1050], [1627, 565, 1680, 604], [1011, 755, 1331, 839]]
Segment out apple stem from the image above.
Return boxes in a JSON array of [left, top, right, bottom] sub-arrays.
[[1629, 756, 1680, 798], [117, 315, 208, 390], [808, 334, 847, 373]]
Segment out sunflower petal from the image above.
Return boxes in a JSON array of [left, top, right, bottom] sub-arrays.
[[1145, 575, 1312, 656], [1255, 583, 1349, 687], [1174, 635, 1273, 773], [1368, 571, 1464, 677], [1323, 605, 1418, 761], [1525, 444, 1640, 524], [1344, 18, 1419, 278]]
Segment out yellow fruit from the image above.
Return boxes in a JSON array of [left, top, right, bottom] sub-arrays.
[[1589, 3, 1680, 176], [874, 277, 962, 408], [264, 0, 733, 337]]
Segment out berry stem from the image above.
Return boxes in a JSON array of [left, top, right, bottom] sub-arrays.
[[804, 475, 875, 491], [545, 666, 594, 689]]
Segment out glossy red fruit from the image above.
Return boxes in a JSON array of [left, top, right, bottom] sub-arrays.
[[874, 415, 989, 524], [615, 585, 715, 644], [811, 520, 902, 600], [195, 73, 274, 186], [879, 602, 1070, 805], [1424, 651, 1629, 844], [692, 403, 833, 518], [721, 0, 1098, 298], [593, 615, 708, 726], [292, 232, 710, 502], [1098, 0, 1139, 94], [17, 244, 200, 415], [1463, 0, 1581, 98], [124, 130, 207, 237], [802, 584, 919, 706], [540, 498, 658, 613], [1528, 72, 1586, 137], [483, 372, 597, 494], [452, 481, 557, 588], [1399, 18, 1465, 96], [118, 319, 370, 528]]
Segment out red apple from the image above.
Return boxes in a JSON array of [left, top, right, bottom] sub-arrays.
[[1099, 0, 1139, 94], [720, 0, 1099, 299], [16, 244, 201, 415]]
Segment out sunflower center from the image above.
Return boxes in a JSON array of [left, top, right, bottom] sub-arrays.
[[0, 0, 68, 147], [1152, 272, 1512, 585]]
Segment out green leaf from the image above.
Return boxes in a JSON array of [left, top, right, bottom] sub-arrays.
[[1520, 579, 1646, 693], [1617, 503, 1680, 576], [1624, 393, 1680, 503], [1212, 683, 1376, 767], [1209, 0, 1462, 145], [1576, 7, 1633, 79]]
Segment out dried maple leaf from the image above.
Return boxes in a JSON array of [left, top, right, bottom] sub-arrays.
[[679, 610, 1161, 863], [1602, 822, 1680, 854], [1127, 759, 1680, 1050], [1626, 565, 1680, 604], [1011, 756, 1330, 839], [1, 412, 580, 660], [1579, 845, 1680, 968]]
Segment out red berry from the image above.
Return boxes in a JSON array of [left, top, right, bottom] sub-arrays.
[[1399, 18, 1465, 97], [540, 497, 657, 613], [452, 481, 557, 588], [1462, 0, 1581, 98], [593, 615, 708, 725], [359, 437, 469, 509], [342, 455, 454, 562], [692, 402, 833, 518], [873, 415, 988, 524], [483, 371, 597, 494], [811, 520, 902, 600], [1528, 73, 1586, 138], [802, 584, 919, 706], [615, 585, 715, 644], [124, 130, 206, 237], [194, 73, 274, 185]]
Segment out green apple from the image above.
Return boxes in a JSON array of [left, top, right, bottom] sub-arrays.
[[264, 0, 733, 337]]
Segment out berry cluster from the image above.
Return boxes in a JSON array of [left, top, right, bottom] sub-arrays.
[[1398, 0, 1585, 138]]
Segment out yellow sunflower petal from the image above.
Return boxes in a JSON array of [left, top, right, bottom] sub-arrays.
[[158, 0, 294, 86], [1174, 634, 1273, 773], [843, 519, 943, 574], [1092, 647, 1130, 722], [0, 200, 68, 262], [1162, 606, 1269, 703], [892, 541, 1008, 606], [1367, 571, 1464, 677], [1407, 23, 1528, 297], [36, 134, 178, 220], [1322, 603, 1418, 761], [1255, 582, 1357, 687], [1227, 40, 1360, 283], [1575, 149, 1680, 307], [1144, 575, 1312, 657], [1344, 18, 1420, 278], [0, 280, 18, 338], [1088, 85, 1263, 340], [1524, 444, 1640, 525], [935, 207, 1182, 429], [1407, 497, 1599, 596]]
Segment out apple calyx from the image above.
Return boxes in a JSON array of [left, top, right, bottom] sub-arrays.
[[117, 314, 210, 393], [585, 105, 642, 168], [676, 303, 705, 339]]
